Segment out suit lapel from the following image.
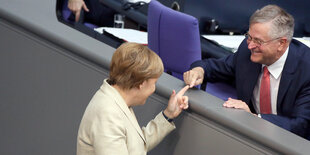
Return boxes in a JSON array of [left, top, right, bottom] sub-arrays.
[[101, 80, 147, 143], [239, 59, 261, 105], [277, 44, 297, 109], [114, 99, 147, 143], [277, 73, 293, 109], [246, 64, 261, 101]]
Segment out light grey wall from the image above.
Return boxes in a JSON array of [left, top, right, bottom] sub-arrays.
[[0, 19, 106, 155]]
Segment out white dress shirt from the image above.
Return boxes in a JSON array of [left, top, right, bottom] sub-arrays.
[[252, 47, 289, 114]]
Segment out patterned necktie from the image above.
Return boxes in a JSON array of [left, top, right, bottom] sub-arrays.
[[260, 66, 271, 114]]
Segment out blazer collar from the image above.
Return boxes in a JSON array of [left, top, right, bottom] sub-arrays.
[[100, 79, 146, 143]]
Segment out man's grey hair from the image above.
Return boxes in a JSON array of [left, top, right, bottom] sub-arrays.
[[250, 5, 294, 42]]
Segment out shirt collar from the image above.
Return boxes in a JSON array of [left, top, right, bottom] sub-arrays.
[[263, 47, 289, 79]]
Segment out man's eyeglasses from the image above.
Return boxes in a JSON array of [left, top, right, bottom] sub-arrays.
[[244, 33, 281, 47]]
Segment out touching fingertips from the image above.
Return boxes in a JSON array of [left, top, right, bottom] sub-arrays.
[[184, 105, 189, 109]]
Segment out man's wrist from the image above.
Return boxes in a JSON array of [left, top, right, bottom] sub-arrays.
[[193, 67, 204, 74]]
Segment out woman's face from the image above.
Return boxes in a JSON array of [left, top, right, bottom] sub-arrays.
[[135, 78, 158, 106]]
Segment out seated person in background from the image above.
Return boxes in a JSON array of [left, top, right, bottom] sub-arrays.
[[68, 0, 115, 27], [183, 5, 310, 140], [77, 42, 189, 155]]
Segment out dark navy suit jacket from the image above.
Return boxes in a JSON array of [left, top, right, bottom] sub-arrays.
[[191, 39, 310, 140]]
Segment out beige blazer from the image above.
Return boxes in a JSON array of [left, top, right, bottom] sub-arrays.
[[77, 79, 175, 155]]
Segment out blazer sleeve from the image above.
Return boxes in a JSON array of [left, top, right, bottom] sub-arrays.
[[262, 83, 310, 139], [142, 112, 176, 151]]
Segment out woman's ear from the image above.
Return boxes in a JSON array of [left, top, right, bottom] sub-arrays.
[[138, 80, 147, 90]]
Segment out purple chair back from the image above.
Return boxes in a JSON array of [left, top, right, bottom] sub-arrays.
[[206, 82, 237, 100], [148, 1, 237, 100], [147, 1, 162, 55], [148, 0, 201, 80]]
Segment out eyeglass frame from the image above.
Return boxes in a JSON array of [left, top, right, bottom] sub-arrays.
[[244, 32, 281, 47]]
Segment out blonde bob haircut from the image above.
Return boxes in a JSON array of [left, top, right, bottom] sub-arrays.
[[108, 42, 164, 90]]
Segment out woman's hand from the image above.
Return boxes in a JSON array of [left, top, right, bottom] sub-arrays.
[[164, 85, 190, 119]]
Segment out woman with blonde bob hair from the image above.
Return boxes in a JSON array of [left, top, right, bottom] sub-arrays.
[[77, 42, 189, 155]]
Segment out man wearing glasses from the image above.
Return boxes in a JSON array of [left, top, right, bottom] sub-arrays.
[[184, 5, 310, 140]]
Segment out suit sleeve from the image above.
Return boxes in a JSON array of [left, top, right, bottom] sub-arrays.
[[190, 52, 236, 83], [262, 83, 310, 139], [142, 112, 176, 151]]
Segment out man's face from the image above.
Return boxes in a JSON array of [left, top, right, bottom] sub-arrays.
[[247, 22, 282, 66]]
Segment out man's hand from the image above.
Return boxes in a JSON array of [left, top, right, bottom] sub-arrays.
[[164, 85, 190, 119], [223, 97, 251, 113], [68, 0, 89, 22], [183, 67, 205, 88]]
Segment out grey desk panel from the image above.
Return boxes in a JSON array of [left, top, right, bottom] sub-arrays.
[[1, 0, 310, 155], [0, 19, 107, 154], [134, 94, 277, 155]]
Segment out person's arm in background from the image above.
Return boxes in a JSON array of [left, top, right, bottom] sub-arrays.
[[184, 48, 255, 116], [183, 53, 236, 88], [67, 0, 89, 22]]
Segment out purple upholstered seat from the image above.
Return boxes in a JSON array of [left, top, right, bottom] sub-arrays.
[[147, 0, 237, 100], [148, 0, 201, 80], [206, 82, 237, 100]]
